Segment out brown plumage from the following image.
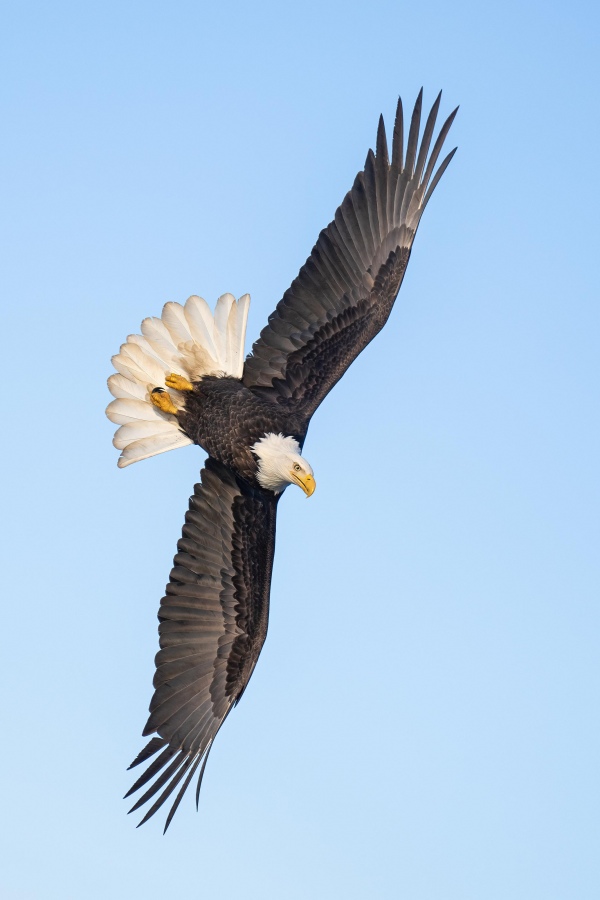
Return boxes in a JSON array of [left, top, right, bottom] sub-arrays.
[[115, 90, 458, 830]]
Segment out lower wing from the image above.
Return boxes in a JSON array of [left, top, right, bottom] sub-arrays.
[[125, 458, 278, 831]]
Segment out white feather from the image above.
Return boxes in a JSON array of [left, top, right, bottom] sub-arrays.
[[111, 347, 161, 386], [120, 342, 167, 384], [126, 333, 172, 369], [213, 293, 235, 371], [112, 419, 176, 449], [117, 431, 193, 468], [110, 352, 143, 383], [107, 374, 148, 401], [162, 301, 194, 347], [106, 398, 169, 425], [140, 317, 180, 367], [228, 293, 250, 378], [183, 295, 219, 361], [107, 292, 250, 467]]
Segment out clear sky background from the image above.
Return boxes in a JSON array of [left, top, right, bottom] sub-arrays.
[[1, 1, 599, 898]]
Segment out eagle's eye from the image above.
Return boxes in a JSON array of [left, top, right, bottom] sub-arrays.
[[293, 463, 301, 472]]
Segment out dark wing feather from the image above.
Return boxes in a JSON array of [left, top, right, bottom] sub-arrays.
[[243, 92, 457, 423], [125, 457, 278, 831]]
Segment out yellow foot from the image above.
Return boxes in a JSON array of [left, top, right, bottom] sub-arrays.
[[165, 373, 194, 391], [150, 388, 179, 415]]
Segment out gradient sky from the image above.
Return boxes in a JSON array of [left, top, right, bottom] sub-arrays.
[[2, 1, 599, 898]]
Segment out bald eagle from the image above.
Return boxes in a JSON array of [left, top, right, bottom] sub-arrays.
[[107, 91, 457, 831]]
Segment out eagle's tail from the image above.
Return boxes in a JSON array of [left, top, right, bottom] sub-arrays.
[[106, 293, 250, 468]]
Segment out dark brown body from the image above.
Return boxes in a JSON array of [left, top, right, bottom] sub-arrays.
[[178, 376, 307, 485]]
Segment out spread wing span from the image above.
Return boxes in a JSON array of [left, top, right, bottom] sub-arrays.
[[242, 90, 457, 422], [125, 458, 278, 831]]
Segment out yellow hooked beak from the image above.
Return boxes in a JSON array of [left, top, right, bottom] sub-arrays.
[[291, 471, 316, 497]]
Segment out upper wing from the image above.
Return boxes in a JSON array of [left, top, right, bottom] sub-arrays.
[[242, 91, 457, 422], [125, 458, 278, 831]]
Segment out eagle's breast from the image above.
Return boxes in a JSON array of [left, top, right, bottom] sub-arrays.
[[178, 376, 304, 483]]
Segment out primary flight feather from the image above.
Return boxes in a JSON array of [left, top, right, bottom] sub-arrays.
[[107, 90, 457, 831]]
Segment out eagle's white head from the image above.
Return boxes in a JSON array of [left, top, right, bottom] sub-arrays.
[[251, 433, 316, 496]]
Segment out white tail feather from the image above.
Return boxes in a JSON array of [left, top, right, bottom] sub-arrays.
[[106, 293, 250, 467], [117, 431, 193, 468]]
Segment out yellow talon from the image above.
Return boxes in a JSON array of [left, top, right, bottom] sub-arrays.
[[165, 373, 194, 391], [150, 388, 179, 415]]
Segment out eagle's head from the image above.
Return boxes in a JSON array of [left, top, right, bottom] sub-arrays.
[[251, 433, 316, 496]]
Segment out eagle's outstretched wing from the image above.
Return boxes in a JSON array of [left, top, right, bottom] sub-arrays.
[[242, 91, 457, 423], [125, 458, 278, 831]]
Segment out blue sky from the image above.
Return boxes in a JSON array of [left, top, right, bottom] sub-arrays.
[[2, 0, 599, 897]]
